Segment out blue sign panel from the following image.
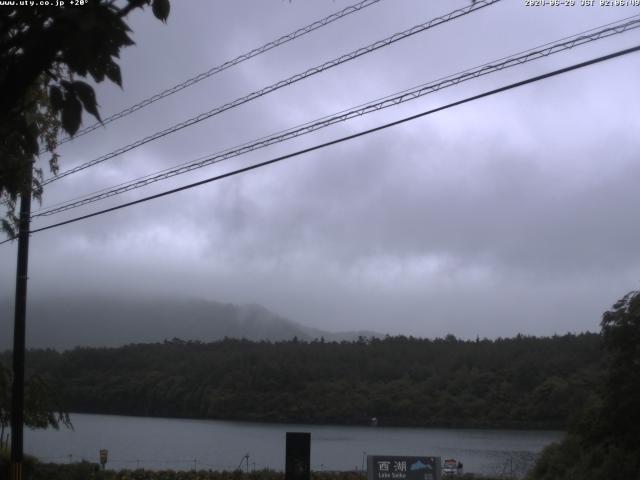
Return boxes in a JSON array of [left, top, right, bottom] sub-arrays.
[[367, 456, 441, 480]]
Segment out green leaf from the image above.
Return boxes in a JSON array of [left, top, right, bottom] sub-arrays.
[[87, 63, 106, 83], [127, 0, 149, 8], [61, 93, 83, 136], [49, 86, 64, 112], [105, 61, 122, 87], [72, 81, 101, 122], [49, 153, 60, 176], [152, 0, 170, 23]]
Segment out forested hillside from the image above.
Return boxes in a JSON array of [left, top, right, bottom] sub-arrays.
[[0, 296, 378, 350], [2, 334, 602, 430]]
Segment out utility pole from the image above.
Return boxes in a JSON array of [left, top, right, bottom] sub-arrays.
[[10, 165, 32, 480]]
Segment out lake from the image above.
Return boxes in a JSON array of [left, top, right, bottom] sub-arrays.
[[25, 414, 563, 478]]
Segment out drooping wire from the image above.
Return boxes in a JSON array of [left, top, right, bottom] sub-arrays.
[[2, 43, 635, 245], [31, 14, 640, 214], [32, 15, 640, 218], [47, 0, 385, 149], [41, 0, 501, 185]]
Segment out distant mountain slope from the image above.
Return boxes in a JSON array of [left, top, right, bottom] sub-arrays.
[[0, 295, 379, 350]]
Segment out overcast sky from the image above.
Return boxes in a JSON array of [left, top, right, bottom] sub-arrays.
[[2, 0, 640, 341]]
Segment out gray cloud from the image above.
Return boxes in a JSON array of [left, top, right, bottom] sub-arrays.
[[2, 0, 640, 345]]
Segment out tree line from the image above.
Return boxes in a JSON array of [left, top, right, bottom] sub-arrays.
[[1, 333, 603, 430]]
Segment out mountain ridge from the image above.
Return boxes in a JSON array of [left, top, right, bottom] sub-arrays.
[[0, 294, 380, 351]]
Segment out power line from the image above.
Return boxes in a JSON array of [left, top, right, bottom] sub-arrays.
[[2, 44, 636, 246], [32, 14, 639, 214], [48, 0, 384, 148], [34, 15, 640, 215], [41, 0, 501, 185], [32, 15, 640, 218]]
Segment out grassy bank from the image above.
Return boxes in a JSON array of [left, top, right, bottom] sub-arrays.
[[0, 461, 504, 480]]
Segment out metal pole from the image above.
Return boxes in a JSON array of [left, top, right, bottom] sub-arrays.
[[10, 166, 32, 480]]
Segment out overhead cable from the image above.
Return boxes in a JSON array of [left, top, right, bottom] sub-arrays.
[[32, 15, 640, 218], [42, 0, 501, 185], [49, 0, 384, 148], [2, 43, 635, 246]]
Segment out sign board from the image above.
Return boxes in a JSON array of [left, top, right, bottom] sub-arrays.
[[367, 455, 441, 480]]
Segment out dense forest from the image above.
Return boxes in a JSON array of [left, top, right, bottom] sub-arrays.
[[1, 333, 603, 430]]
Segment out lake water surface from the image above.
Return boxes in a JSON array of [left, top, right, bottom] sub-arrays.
[[25, 414, 563, 478]]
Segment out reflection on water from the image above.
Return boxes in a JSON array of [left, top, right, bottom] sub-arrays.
[[25, 413, 563, 478]]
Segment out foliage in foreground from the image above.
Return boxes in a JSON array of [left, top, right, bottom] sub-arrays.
[[0, 363, 71, 450], [528, 435, 640, 480], [0, 0, 170, 236], [528, 291, 640, 480]]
